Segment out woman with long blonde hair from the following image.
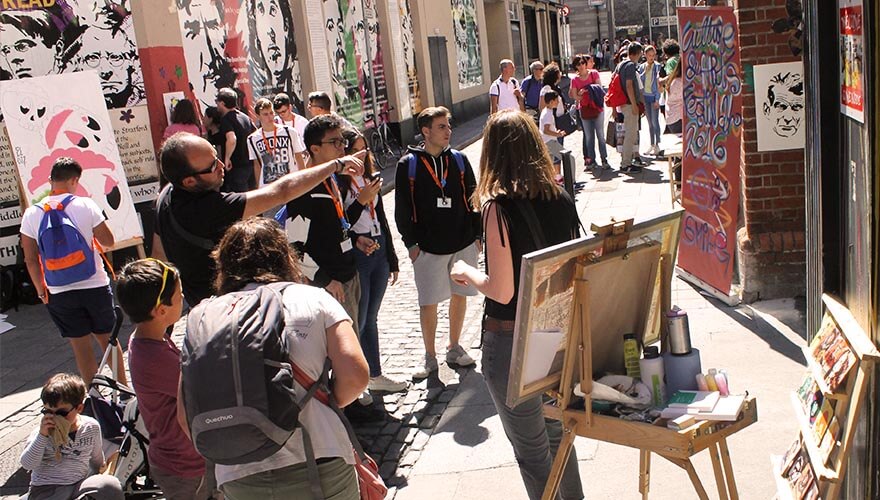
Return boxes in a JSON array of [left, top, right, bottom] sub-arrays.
[[450, 110, 584, 499]]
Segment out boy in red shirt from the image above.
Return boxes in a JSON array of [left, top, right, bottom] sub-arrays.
[[116, 259, 207, 499]]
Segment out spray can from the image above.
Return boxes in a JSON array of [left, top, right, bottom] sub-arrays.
[[623, 333, 641, 378], [640, 346, 667, 407]]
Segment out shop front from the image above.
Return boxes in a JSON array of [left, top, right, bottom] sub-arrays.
[[805, 0, 879, 496]]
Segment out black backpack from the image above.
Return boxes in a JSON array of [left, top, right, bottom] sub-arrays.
[[181, 282, 327, 465]]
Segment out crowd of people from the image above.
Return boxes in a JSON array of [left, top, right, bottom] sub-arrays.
[[17, 38, 685, 498]]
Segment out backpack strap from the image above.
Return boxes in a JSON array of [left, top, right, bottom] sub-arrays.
[[406, 153, 418, 223], [449, 150, 470, 210], [157, 185, 216, 251]]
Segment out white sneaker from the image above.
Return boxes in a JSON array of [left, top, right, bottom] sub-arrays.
[[369, 374, 408, 393], [357, 390, 373, 406], [412, 353, 439, 380], [652, 144, 661, 155], [446, 345, 476, 367]]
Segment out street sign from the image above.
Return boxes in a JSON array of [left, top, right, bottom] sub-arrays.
[[587, 0, 605, 6], [561, 4, 571, 16], [651, 15, 677, 27]]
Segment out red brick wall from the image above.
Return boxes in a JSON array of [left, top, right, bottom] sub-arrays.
[[734, 0, 807, 300]]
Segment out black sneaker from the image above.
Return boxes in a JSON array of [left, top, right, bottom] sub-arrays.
[[632, 157, 650, 167], [621, 164, 643, 173]]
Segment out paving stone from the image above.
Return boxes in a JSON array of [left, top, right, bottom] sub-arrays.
[[379, 421, 402, 436], [410, 430, 431, 451], [418, 414, 440, 429], [378, 460, 398, 481], [396, 426, 420, 445], [426, 402, 447, 416]]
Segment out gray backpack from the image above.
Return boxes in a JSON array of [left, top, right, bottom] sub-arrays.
[[180, 282, 327, 465]]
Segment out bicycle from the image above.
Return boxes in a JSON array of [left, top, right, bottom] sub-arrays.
[[365, 107, 403, 169]]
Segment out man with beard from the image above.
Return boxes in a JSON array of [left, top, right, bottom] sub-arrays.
[[154, 132, 364, 306], [177, 0, 235, 111], [76, 24, 145, 109], [763, 71, 804, 138]]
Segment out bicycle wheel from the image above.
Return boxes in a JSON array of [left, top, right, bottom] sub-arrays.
[[384, 131, 403, 160], [368, 129, 391, 169]]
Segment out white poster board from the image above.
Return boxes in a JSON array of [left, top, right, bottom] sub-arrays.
[[754, 62, 805, 152], [0, 71, 142, 243]]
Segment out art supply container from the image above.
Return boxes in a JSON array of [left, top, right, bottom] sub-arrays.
[[640, 346, 667, 407], [623, 333, 641, 378], [666, 308, 692, 354], [663, 348, 702, 396]]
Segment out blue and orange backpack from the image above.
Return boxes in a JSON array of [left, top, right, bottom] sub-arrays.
[[36, 195, 98, 286]]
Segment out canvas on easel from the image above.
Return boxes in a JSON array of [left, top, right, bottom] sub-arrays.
[[0, 71, 143, 247]]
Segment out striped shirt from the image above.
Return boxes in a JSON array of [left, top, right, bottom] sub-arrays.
[[20, 415, 104, 486]]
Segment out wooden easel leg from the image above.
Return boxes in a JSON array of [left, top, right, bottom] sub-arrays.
[[708, 443, 730, 500], [136, 243, 146, 259], [718, 439, 738, 500], [541, 419, 578, 500], [639, 450, 651, 499], [663, 456, 710, 500]]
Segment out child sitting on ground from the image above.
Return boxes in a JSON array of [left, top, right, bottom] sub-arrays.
[[539, 90, 567, 180], [116, 258, 208, 500], [20, 373, 123, 500]]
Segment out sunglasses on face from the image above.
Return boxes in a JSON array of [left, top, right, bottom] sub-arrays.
[[188, 157, 223, 177], [41, 406, 75, 417], [147, 258, 174, 309]]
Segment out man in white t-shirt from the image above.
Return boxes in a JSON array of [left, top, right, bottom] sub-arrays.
[[19, 157, 126, 385], [249, 98, 306, 182], [489, 59, 523, 114], [272, 92, 309, 140]]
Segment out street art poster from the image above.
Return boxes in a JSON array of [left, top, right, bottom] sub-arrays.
[[451, 0, 483, 89], [321, 0, 390, 129], [398, 0, 421, 115], [754, 62, 804, 152], [839, 0, 863, 123], [176, 0, 304, 116], [0, 1, 158, 187], [0, 71, 142, 242], [677, 7, 743, 296], [0, 131, 18, 206]]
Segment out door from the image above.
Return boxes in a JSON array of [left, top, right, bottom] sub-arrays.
[[428, 36, 452, 109]]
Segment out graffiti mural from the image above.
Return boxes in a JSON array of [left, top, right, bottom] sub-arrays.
[[176, 0, 304, 115], [451, 0, 482, 89], [321, 0, 389, 129], [399, 0, 421, 114], [0, 0, 146, 109], [677, 7, 743, 295], [0, 71, 141, 241]]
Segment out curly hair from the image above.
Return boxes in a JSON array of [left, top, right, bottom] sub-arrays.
[[213, 217, 303, 295]]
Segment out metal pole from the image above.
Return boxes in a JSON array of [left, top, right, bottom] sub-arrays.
[[647, 0, 653, 42], [360, 0, 380, 129], [595, 6, 601, 42], [666, 0, 671, 39]]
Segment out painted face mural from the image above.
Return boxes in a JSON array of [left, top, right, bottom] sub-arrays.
[[0, 10, 61, 79], [177, 0, 234, 110], [76, 25, 143, 108], [247, 0, 302, 110]]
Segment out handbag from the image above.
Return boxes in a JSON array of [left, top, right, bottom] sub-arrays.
[[605, 117, 617, 148], [292, 361, 388, 500], [555, 105, 578, 135]]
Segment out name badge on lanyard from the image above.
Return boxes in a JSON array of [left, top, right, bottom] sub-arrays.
[[370, 224, 381, 237], [340, 238, 353, 253], [437, 197, 452, 208]]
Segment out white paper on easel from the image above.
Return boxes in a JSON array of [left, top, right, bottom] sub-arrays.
[[523, 328, 565, 386]]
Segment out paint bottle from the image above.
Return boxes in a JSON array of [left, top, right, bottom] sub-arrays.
[[706, 368, 719, 392], [695, 373, 709, 392], [715, 371, 730, 396], [640, 346, 667, 407], [623, 333, 641, 378]]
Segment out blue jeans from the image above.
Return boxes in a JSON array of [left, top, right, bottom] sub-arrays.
[[644, 94, 661, 146], [580, 110, 607, 164], [353, 232, 390, 377], [482, 330, 584, 500]]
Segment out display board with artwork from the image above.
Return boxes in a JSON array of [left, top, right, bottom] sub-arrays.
[[0, 72, 142, 244], [451, 0, 483, 89], [772, 294, 880, 500]]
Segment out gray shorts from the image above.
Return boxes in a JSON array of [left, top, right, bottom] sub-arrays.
[[413, 243, 479, 306]]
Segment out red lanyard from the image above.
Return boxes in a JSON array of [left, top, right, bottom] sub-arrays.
[[349, 177, 377, 224], [420, 156, 449, 195], [261, 127, 277, 156], [322, 174, 351, 231]]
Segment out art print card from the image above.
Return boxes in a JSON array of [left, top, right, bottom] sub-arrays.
[[0, 71, 142, 243], [812, 398, 833, 445], [796, 373, 817, 412], [819, 415, 841, 463], [780, 437, 803, 477], [810, 317, 857, 392], [753, 62, 805, 151]]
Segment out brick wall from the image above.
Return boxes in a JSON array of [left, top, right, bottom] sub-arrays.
[[734, 0, 807, 301]]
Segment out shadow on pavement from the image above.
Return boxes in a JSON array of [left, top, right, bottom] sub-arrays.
[[429, 369, 497, 448], [0, 466, 29, 496]]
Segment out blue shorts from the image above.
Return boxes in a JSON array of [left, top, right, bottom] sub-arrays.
[[46, 285, 116, 338]]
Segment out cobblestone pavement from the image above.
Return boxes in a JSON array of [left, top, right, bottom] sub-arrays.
[[0, 86, 679, 497]]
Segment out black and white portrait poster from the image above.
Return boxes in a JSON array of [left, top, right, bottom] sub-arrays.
[[754, 61, 805, 152]]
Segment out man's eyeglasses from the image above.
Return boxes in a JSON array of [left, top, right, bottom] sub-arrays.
[[147, 258, 173, 309], [321, 138, 349, 148], [188, 157, 223, 177], [41, 406, 75, 417]]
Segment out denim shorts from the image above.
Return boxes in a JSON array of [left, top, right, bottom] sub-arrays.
[[46, 285, 116, 338]]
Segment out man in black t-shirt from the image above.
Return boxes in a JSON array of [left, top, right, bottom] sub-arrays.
[[616, 43, 646, 172], [153, 133, 365, 306], [216, 88, 256, 192]]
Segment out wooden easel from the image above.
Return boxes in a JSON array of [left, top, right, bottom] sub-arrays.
[[541, 220, 758, 500]]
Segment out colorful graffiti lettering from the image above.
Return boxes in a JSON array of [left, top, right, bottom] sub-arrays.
[[682, 213, 731, 266]]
